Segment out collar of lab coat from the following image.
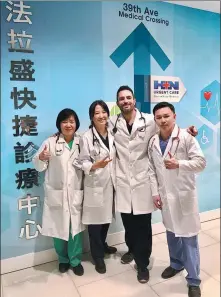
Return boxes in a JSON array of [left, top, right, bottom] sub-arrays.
[[92, 126, 113, 155], [116, 108, 142, 136], [114, 113, 129, 136], [162, 124, 179, 158], [151, 124, 179, 158], [106, 127, 114, 155], [130, 109, 144, 136], [57, 133, 80, 156]]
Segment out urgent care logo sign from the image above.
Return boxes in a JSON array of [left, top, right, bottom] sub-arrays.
[[150, 75, 186, 103]]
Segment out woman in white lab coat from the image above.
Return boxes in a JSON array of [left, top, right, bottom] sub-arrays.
[[74, 100, 117, 274], [33, 109, 85, 276]]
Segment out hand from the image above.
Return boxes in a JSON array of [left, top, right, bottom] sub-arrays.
[[153, 195, 163, 210], [91, 156, 112, 170], [164, 153, 179, 169], [187, 125, 198, 137], [39, 145, 51, 161]]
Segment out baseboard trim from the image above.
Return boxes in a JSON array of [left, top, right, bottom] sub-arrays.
[[1, 248, 57, 275], [1, 208, 220, 275], [199, 208, 220, 223]]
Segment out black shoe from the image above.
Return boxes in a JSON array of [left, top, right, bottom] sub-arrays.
[[104, 244, 117, 254], [95, 258, 106, 274], [71, 264, 84, 276], [121, 252, 134, 264], [188, 286, 201, 297], [137, 267, 149, 284], [59, 263, 69, 273], [161, 266, 184, 279]]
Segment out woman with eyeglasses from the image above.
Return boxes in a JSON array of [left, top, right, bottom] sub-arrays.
[[33, 108, 85, 276], [74, 100, 117, 274]]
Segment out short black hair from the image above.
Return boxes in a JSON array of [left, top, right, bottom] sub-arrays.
[[116, 85, 134, 101], [89, 100, 110, 122], [56, 108, 80, 132], [153, 102, 175, 115]]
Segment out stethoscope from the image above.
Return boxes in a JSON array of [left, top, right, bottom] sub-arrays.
[[91, 127, 110, 157], [167, 127, 180, 158], [112, 110, 146, 134], [92, 128, 102, 156], [55, 147, 64, 156], [55, 133, 79, 156], [149, 127, 181, 158], [55, 134, 64, 156]]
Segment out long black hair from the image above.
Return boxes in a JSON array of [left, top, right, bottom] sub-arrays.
[[89, 100, 110, 128]]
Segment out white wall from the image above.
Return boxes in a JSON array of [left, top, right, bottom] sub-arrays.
[[165, 1, 220, 13]]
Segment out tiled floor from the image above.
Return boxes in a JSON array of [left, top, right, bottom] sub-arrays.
[[1, 219, 220, 297]]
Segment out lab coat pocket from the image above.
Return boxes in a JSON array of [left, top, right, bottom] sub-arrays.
[[133, 183, 155, 213], [45, 189, 63, 208], [72, 190, 83, 214], [176, 152, 186, 160], [179, 190, 198, 216], [84, 186, 104, 207], [176, 145, 187, 159], [137, 130, 149, 143], [90, 148, 100, 161]]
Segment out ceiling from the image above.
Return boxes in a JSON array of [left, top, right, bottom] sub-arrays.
[[164, 1, 220, 13]]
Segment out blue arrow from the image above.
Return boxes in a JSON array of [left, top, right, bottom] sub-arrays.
[[110, 22, 171, 113]]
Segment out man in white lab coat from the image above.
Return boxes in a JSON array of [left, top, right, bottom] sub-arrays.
[[148, 102, 206, 297], [109, 86, 198, 284], [109, 86, 156, 283]]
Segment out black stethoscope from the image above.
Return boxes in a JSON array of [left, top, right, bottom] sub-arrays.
[[92, 128, 101, 156], [91, 127, 110, 156], [112, 110, 146, 134], [55, 133, 79, 156], [55, 134, 65, 156]]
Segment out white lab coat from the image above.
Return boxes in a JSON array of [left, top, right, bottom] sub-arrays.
[[148, 124, 206, 237], [32, 134, 85, 241], [109, 109, 157, 214], [74, 127, 115, 224]]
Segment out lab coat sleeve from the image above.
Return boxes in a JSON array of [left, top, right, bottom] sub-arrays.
[[178, 134, 206, 173], [148, 146, 159, 196], [32, 140, 50, 172], [74, 136, 93, 175]]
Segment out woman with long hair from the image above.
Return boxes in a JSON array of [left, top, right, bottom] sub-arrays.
[[75, 100, 117, 274]]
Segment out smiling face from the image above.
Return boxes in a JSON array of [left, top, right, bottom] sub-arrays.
[[92, 104, 109, 129], [117, 89, 136, 115], [154, 107, 176, 133], [60, 115, 76, 138]]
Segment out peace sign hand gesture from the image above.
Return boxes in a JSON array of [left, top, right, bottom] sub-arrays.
[[91, 156, 112, 171]]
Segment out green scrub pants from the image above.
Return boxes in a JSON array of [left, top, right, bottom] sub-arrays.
[[53, 231, 83, 268]]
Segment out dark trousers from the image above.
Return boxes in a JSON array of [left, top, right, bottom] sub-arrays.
[[121, 212, 152, 269], [88, 223, 110, 261]]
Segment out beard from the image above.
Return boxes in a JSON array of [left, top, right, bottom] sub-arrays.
[[120, 105, 134, 114]]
